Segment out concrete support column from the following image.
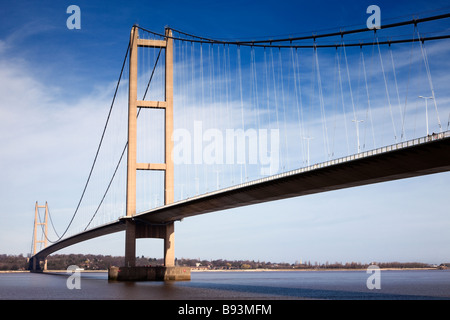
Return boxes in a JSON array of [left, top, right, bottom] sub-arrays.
[[29, 256, 43, 272], [30, 257, 38, 271], [164, 27, 174, 207], [164, 222, 175, 267], [124, 25, 139, 269], [126, 25, 138, 218], [125, 221, 136, 267], [163, 27, 175, 268]]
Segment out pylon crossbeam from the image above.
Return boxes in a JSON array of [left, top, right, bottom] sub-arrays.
[[136, 163, 166, 170], [137, 38, 166, 48], [137, 100, 167, 108]]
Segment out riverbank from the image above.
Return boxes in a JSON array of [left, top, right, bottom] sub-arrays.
[[1, 267, 444, 273], [191, 267, 441, 272], [0, 270, 108, 273]]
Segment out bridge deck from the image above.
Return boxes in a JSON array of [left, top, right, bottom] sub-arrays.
[[133, 132, 450, 224], [35, 132, 450, 260]]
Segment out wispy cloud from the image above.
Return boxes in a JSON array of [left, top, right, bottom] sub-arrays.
[[0, 44, 128, 242]]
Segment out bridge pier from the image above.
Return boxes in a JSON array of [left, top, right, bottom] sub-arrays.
[[124, 220, 175, 267], [164, 222, 175, 267], [28, 257, 40, 272], [124, 220, 136, 267], [28, 256, 47, 272], [117, 219, 188, 281], [108, 265, 190, 281]]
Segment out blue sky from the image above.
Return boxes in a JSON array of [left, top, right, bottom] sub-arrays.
[[1, 0, 450, 264]]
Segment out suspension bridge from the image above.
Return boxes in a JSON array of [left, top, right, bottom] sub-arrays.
[[30, 13, 450, 280]]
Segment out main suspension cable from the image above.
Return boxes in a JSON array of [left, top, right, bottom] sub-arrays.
[[48, 43, 131, 242], [83, 47, 163, 231], [137, 13, 450, 47]]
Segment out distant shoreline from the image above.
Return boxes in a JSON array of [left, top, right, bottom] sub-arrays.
[[0, 270, 109, 273], [191, 267, 441, 272], [1, 267, 445, 274]]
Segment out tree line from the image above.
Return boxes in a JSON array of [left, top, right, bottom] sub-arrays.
[[0, 254, 448, 271]]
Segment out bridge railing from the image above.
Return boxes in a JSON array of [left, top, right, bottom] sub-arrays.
[[296, 131, 449, 174]]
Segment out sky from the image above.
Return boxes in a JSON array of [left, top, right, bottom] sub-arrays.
[[1, 0, 450, 265]]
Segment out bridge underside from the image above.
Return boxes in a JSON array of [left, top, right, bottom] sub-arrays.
[[31, 135, 450, 271], [31, 220, 126, 270]]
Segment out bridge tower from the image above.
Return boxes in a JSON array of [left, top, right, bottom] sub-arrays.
[[31, 201, 48, 271], [124, 25, 175, 268]]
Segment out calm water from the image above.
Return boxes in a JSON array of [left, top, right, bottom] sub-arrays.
[[0, 270, 449, 300]]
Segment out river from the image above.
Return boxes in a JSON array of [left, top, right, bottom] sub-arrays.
[[1, 269, 449, 300]]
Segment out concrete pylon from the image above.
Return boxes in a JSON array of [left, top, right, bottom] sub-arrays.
[[124, 25, 175, 269], [30, 202, 48, 271]]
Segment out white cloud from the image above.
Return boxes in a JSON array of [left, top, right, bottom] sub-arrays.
[[0, 48, 128, 251]]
